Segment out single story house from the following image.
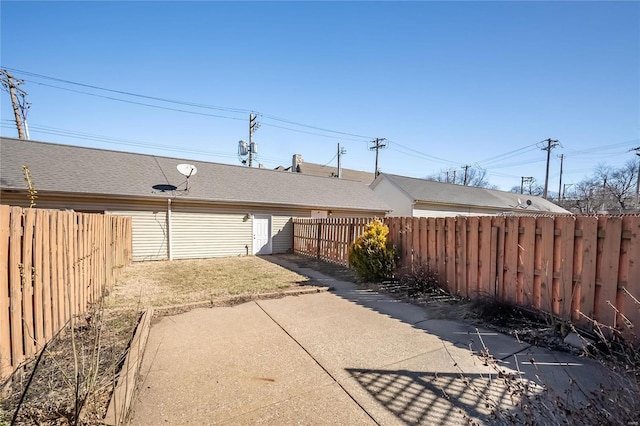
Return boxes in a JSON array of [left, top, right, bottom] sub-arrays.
[[1, 137, 390, 261], [370, 173, 569, 217], [275, 154, 375, 184]]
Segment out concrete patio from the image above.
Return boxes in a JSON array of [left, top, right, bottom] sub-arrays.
[[129, 256, 617, 425]]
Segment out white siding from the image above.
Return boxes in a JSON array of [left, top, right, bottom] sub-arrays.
[[171, 209, 251, 259], [272, 214, 295, 254], [1, 193, 386, 260], [413, 202, 506, 218], [109, 210, 168, 261], [371, 179, 413, 217], [170, 206, 309, 259], [327, 210, 385, 218]]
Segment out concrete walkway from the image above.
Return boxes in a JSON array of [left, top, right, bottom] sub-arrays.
[[129, 256, 612, 425]]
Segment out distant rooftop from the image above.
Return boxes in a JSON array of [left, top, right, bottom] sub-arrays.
[[372, 173, 569, 214], [276, 154, 375, 185]]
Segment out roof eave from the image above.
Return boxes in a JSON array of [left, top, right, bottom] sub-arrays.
[[1, 189, 388, 213], [414, 199, 557, 213]]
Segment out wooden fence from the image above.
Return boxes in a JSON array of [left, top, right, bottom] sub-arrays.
[[292, 215, 640, 335], [1, 205, 132, 380], [293, 217, 372, 264]]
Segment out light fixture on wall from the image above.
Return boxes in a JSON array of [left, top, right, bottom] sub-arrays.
[[244, 213, 254, 221], [328, 210, 333, 216]]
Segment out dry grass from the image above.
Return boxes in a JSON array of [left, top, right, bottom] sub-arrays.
[[2, 256, 313, 425], [104, 256, 311, 309]]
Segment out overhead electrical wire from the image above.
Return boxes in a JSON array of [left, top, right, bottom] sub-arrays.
[[321, 152, 338, 166], [388, 140, 462, 166], [5, 66, 376, 141], [21, 79, 371, 143], [0, 122, 292, 165], [562, 139, 639, 156], [26, 81, 247, 121], [3, 67, 637, 184], [4, 67, 252, 114], [475, 143, 540, 166]]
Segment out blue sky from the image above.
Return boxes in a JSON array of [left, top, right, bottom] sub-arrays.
[[1, 1, 638, 191]]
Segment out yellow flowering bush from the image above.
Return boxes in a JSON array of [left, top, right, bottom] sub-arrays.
[[348, 220, 396, 282]]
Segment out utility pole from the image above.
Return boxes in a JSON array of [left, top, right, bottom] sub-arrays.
[[540, 138, 559, 199], [337, 143, 347, 178], [632, 146, 640, 208], [557, 154, 564, 202], [1, 69, 30, 139], [462, 165, 471, 185], [369, 138, 387, 177], [563, 183, 573, 200], [248, 113, 259, 167], [521, 176, 534, 194]]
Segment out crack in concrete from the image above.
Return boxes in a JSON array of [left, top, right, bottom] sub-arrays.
[[254, 300, 380, 425]]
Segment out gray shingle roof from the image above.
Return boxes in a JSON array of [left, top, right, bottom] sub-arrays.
[[276, 163, 375, 184], [372, 173, 569, 214], [1, 137, 390, 212]]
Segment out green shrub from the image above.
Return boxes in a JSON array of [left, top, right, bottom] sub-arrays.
[[348, 220, 396, 282]]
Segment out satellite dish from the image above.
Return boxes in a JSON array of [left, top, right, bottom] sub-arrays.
[[177, 164, 197, 177], [152, 184, 178, 192]]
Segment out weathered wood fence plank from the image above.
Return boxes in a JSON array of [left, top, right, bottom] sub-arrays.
[[519, 217, 536, 308], [1, 206, 132, 381], [292, 214, 640, 341], [0, 205, 11, 379]]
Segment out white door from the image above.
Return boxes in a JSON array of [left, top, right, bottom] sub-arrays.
[[252, 215, 272, 255]]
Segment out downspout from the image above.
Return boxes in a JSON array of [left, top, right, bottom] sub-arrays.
[[167, 198, 173, 261]]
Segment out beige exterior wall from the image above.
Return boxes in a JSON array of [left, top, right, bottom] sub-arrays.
[[171, 208, 250, 259], [1, 192, 386, 261], [413, 202, 508, 218], [271, 214, 296, 254], [110, 210, 168, 261], [371, 179, 413, 217]]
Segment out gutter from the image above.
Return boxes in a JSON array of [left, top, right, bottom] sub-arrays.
[[0, 189, 388, 213]]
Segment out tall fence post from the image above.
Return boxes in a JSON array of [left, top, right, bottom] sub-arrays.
[[0, 205, 11, 379], [316, 220, 321, 260]]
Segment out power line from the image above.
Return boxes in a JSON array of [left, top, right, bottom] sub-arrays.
[[482, 157, 547, 170], [5, 67, 637, 188], [476, 143, 539, 166], [6, 67, 376, 141], [21, 79, 372, 143], [0, 122, 290, 165], [321, 152, 338, 166], [388, 140, 461, 165], [563, 139, 640, 156], [5, 67, 251, 114], [25, 80, 246, 121]]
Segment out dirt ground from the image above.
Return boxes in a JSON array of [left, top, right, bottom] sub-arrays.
[[1, 308, 140, 426]]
